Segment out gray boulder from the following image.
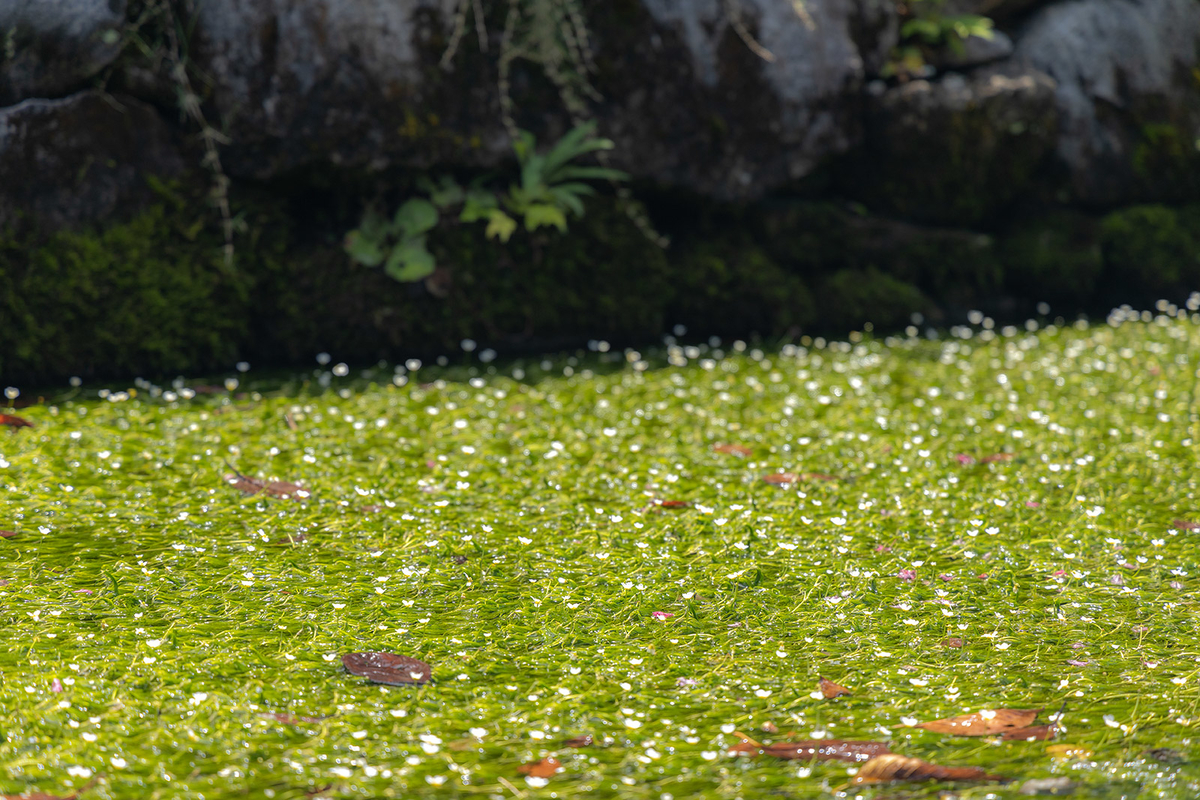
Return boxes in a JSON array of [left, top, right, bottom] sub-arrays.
[[937, 30, 1014, 70], [0, 90, 184, 230], [1015, 0, 1200, 205], [191, 0, 898, 199], [0, 0, 126, 105]]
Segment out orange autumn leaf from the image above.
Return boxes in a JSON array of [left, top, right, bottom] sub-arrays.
[[657, 500, 691, 509], [0, 414, 33, 430], [820, 678, 852, 699], [913, 708, 1041, 736], [714, 444, 753, 456], [517, 757, 561, 778], [762, 472, 799, 485], [853, 753, 1003, 784]]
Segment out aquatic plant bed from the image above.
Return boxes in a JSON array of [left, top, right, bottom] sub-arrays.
[[3, 313, 1200, 800]]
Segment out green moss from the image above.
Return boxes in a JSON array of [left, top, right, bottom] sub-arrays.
[[1099, 204, 1200, 293], [669, 242, 816, 336], [817, 267, 927, 330], [1000, 211, 1103, 303], [0, 202, 255, 382]]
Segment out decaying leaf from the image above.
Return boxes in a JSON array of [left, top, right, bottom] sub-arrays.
[[852, 753, 1003, 784], [1046, 744, 1091, 760], [517, 757, 561, 778], [714, 444, 752, 456], [1173, 519, 1200, 530], [0, 530, 16, 539], [658, 500, 691, 509], [1144, 747, 1183, 764], [270, 533, 308, 545], [820, 677, 852, 699], [913, 708, 1041, 736], [801, 472, 841, 481], [1001, 722, 1057, 741], [265, 712, 326, 725], [342, 652, 432, 686], [284, 413, 298, 431], [940, 637, 964, 648], [0, 414, 33, 430], [762, 472, 800, 485], [730, 734, 890, 763], [560, 734, 593, 748], [980, 453, 1014, 463], [224, 474, 311, 500]]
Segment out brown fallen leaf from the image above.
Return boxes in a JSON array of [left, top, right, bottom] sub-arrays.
[[2, 776, 99, 800], [762, 472, 800, 485], [852, 753, 1003, 784], [657, 500, 691, 509], [714, 444, 752, 456], [940, 637, 964, 648], [0, 530, 16, 539], [270, 533, 308, 545], [560, 734, 593, 748], [1001, 723, 1057, 741], [912, 708, 1041, 736], [1173, 519, 1200, 530], [760, 721, 779, 733], [820, 677, 852, 699], [980, 453, 1014, 463], [0, 413, 33, 430], [801, 472, 841, 481], [284, 413, 298, 431], [224, 474, 311, 500], [517, 757, 561, 778], [342, 652, 432, 686], [265, 712, 326, 725], [730, 733, 890, 764]]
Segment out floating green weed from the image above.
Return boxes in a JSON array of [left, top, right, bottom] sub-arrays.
[[2, 314, 1200, 799]]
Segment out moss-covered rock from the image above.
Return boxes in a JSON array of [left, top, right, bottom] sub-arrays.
[[1099, 204, 1200, 295], [668, 242, 816, 336], [817, 268, 928, 330], [1000, 211, 1103, 303], [0, 199, 255, 382]]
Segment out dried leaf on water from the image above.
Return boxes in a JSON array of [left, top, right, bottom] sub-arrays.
[[0, 414, 33, 430], [819, 677, 852, 698], [560, 734, 593, 748], [224, 474, 311, 500], [800, 472, 841, 481], [912, 708, 1041, 736], [1001, 722, 1057, 741], [762, 473, 800, 485], [342, 652, 432, 686], [940, 637, 964, 648], [852, 753, 1003, 784], [657, 500, 691, 509], [265, 712, 326, 725], [0, 530, 17, 539], [517, 757, 561, 778], [714, 444, 752, 456], [1144, 747, 1183, 764], [730, 734, 890, 763], [284, 413, 298, 431], [1173, 519, 1200, 530]]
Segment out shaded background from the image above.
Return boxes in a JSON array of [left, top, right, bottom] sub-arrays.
[[1, 0, 1199, 383]]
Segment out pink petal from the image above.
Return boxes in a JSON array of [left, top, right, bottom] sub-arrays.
[[1052, 570, 1066, 577], [1066, 660, 1089, 667], [50, 678, 63, 693], [1025, 501, 1042, 508], [898, 569, 916, 582], [955, 454, 976, 465], [938, 574, 953, 582], [652, 611, 675, 620], [74, 589, 94, 595]]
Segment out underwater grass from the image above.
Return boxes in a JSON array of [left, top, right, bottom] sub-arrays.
[[2, 311, 1200, 799]]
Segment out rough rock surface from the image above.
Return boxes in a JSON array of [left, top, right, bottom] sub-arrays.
[[0, 90, 184, 230], [937, 30, 1014, 70], [854, 65, 1058, 224], [0, 0, 126, 105], [1015, 0, 1200, 206], [192, 0, 898, 199]]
